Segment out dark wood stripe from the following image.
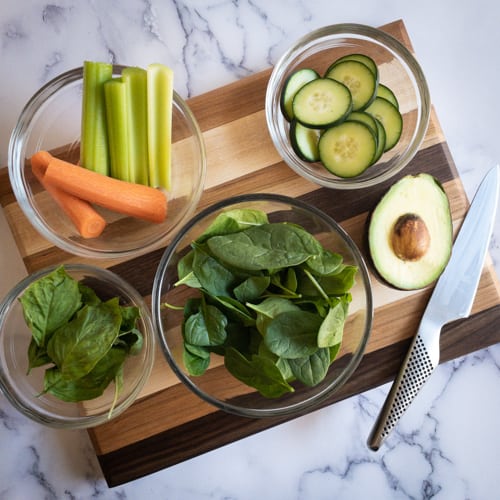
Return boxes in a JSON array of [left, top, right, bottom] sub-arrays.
[[96, 304, 500, 487]]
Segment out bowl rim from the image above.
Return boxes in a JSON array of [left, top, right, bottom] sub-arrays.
[[152, 192, 374, 418], [265, 22, 431, 190], [0, 262, 156, 429], [7, 65, 207, 259]]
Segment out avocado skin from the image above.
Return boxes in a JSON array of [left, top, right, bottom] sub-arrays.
[[366, 173, 453, 291]]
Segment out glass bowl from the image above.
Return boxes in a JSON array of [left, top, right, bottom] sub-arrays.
[[152, 193, 373, 418], [265, 23, 431, 189], [8, 65, 206, 259], [0, 264, 155, 429]]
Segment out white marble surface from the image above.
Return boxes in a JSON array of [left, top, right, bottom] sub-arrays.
[[1, 1, 500, 499]]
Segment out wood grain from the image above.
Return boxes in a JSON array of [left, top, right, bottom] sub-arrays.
[[1, 19, 499, 487]]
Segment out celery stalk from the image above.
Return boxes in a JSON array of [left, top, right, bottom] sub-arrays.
[[104, 78, 130, 181], [122, 67, 149, 185], [147, 63, 173, 190], [80, 61, 113, 175]]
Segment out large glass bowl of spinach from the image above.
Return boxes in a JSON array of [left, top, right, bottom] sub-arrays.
[[0, 264, 155, 429], [152, 193, 373, 418]]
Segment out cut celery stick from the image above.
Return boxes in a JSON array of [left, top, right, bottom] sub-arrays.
[[80, 61, 113, 175], [147, 63, 173, 190], [122, 67, 149, 186], [104, 78, 130, 182]]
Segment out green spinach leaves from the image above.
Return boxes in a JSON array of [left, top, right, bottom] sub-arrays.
[[20, 266, 143, 407], [171, 208, 356, 398]]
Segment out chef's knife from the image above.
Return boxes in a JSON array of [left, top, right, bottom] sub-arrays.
[[367, 165, 500, 451]]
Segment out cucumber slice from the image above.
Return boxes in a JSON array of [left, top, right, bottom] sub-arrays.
[[326, 53, 378, 77], [292, 78, 352, 128], [318, 121, 377, 177], [376, 83, 399, 109], [365, 97, 403, 152], [346, 111, 378, 136], [371, 118, 387, 164], [280, 68, 319, 121], [289, 120, 320, 162], [325, 60, 378, 111]]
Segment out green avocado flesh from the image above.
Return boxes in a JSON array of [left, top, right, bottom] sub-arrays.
[[368, 173, 453, 290]]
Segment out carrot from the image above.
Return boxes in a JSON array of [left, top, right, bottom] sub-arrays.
[[41, 152, 167, 223], [30, 151, 107, 239]]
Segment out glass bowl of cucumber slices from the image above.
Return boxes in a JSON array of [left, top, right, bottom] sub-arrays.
[[0, 264, 155, 429], [8, 64, 206, 259], [152, 193, 373, 418], [266, 23, 430, 189]]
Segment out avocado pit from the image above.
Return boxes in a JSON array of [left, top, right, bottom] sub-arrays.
[[391, 213, 430, 261]]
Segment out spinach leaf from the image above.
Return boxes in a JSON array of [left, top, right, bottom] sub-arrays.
[[264, 310, 323, 359], [247, 297, 300, 336], [192, 244, 237, 297], [47, 298, 122, 380], [207, 223, 323, 271], [288, 348, 330, 386], [43, 346, 127, 402], [224, 347, 294, 398], [305, 249, 343, 276], [234, 275, 270, 302], [196, 208, 269, 243], [317, 301, 347, 348], [211, 295, 255, 326], [183, 300, 227, 347], [19, 266, 81, 348]]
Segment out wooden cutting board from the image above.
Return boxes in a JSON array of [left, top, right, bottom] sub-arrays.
[[1, 19, 499, 487]]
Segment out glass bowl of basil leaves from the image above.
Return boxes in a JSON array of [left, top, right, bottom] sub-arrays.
[[152, 193, 373, 418], [0, 264, 155, 429]]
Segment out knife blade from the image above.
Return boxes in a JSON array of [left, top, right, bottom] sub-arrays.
[[367, 165, 499, 451]]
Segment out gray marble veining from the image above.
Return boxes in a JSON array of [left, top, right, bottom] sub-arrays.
[[1, 1, 500, 498]]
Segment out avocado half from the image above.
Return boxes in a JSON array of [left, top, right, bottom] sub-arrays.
[[368, 173, 453, 290]]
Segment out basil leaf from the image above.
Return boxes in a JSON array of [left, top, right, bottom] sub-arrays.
[[224, 347, 294, 398], [265, 310, 323, 359], [27, 338, 51, 373], [79, 283, 101, 306], [183, 343, 211, 376], [47, 298, 122, 380], [19, 266, 81, 347], [44, 346, 127, 402], [288, 348, 330, 386], [207, 223, 323, 271]]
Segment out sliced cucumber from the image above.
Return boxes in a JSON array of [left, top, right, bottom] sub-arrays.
[[289, 120, 320, 162], [325, 60, 378, 111], [326, 53, 378, 78], [346, 111, 378, 136], [318, 121, 376, 177], [365, 97, 403, 152], [376, 83, 399, 109], [371, 118, 387, 164], [280, 68, 319, 121], [292, 78, 352, 128]]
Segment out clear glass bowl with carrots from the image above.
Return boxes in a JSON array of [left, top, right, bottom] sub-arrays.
[[8, 64, 206, 259]]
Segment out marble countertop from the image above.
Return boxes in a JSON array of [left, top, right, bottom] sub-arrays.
[[1, 1, 500, 499]]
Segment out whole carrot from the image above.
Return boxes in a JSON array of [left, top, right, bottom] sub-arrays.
[[31, 151, 107, 239], [42, 152, 167, 223]]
